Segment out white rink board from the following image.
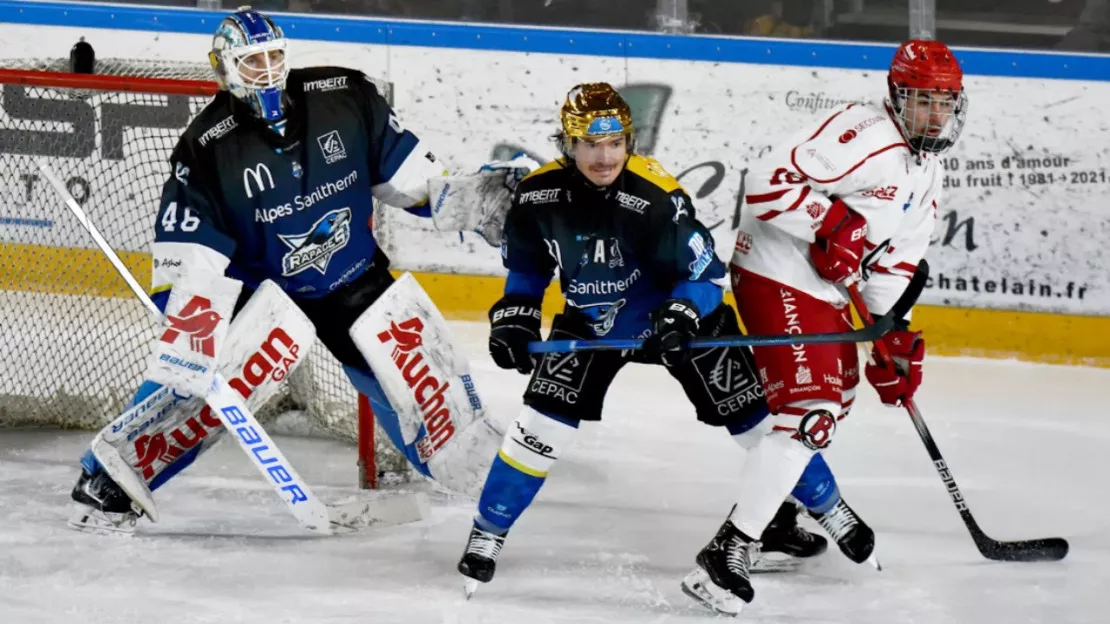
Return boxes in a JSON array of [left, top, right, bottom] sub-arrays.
[[0, 23, 1108, 315]]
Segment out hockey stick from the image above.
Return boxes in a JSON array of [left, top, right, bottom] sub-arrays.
[[529, 314, 894, 354], [846, 282, 1068, 562], [37, 161, 425, 534]]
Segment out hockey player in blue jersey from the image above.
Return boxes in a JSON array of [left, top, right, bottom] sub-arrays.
[[68, 7, 519, 532], [456, 84, 876, 595]]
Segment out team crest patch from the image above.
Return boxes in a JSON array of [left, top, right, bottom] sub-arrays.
[[796, 409, 837, 450], [279, 208, 352, 276]]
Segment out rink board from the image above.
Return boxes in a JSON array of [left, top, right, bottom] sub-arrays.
[[0, 3, 1107, 366], [1, 246, 1105, 367]]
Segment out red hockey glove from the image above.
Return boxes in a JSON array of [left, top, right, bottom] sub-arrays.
[[809, 199, 868, 284], [865, 329, 925, 407]]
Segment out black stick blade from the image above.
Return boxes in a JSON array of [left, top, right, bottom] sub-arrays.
[[978, 537, 1069, 562]]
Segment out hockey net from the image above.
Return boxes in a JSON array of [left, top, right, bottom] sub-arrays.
[[0, 58, 407, 487]]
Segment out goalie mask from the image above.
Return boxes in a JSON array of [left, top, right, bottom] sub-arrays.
[[209, 7, 289, 122], [887, 39, 967, 154]]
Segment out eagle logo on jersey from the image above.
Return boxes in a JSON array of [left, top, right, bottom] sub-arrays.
[[569, 299, 626, 336], [278, 207, 352, 276]]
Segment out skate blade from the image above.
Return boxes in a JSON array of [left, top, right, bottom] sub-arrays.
[[463, 577, 480, 600], [750, 551, 804, 574], [680, 567, 744, 617], [66, 505, 137, 536]]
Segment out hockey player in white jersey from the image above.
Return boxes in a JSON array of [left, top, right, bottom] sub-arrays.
[[67, 7, 522, 533], [682, 39, 966, 615]]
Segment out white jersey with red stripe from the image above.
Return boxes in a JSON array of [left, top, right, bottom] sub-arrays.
[[732, 102, 941, 317]]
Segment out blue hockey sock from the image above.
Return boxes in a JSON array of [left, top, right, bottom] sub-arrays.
[[342, 364, 432, 477], [791, 453, 840, 514], [475, 406, 578, 534]]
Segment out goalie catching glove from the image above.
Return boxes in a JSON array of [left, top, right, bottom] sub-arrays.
[[429, 152, 540, 246]]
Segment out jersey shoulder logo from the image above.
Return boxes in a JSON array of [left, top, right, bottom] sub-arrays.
[[197, 114, 238, 147], [670, 194, 689, 223], [278, 207, 352, 276]]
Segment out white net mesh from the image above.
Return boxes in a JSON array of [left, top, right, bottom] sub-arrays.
[[0, 58, 408, 483]]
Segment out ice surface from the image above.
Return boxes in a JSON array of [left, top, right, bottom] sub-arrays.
[[0, 321, 1105, 623]]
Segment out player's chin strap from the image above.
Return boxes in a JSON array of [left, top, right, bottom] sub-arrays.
[[846, 270, 1067, 563]]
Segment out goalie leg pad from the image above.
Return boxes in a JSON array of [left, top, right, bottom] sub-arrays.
[[86, 281, 317, 520], [349, 272, 503, 497]]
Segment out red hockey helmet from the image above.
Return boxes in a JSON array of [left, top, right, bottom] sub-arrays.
[[887, 40, 967, 154]]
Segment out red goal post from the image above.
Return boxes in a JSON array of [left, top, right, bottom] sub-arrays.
[[0, 59, 390, 489]]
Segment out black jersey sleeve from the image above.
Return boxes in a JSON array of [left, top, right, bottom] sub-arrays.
[[354, 74, 446, 208], [150, 138, 238, 308], [154, 139, 237, 258], [640, 187, 726, 286], [502, 194, 557, 278]]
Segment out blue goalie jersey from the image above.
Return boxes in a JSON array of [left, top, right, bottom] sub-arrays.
[[152, 66, 444, 302]]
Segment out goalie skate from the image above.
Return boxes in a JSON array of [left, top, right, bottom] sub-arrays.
[[67, 467, 141, 536]]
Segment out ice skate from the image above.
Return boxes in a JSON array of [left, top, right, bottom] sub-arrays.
[[67, 467, 141, 535], [681, 517, 759, 616], [751, 499, 829, 572], [458, 523, 506, 598], [810, 498, 880, 569]]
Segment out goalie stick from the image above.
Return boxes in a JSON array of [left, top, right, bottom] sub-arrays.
[[847, 278, 1068, 563], [37, 161, 426, 535]]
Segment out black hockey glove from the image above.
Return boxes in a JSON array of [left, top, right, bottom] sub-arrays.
[[488, 294, 542, 375], [642, 299, 700, 367]]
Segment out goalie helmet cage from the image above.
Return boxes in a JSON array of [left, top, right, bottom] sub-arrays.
[[0, 59, 396, 490]]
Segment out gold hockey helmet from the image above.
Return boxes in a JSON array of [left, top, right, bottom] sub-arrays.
[[559, 83, 634, 144]]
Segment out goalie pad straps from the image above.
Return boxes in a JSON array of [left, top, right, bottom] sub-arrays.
[[144, 272, 242, 397], [349, 272, 502, 497]]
